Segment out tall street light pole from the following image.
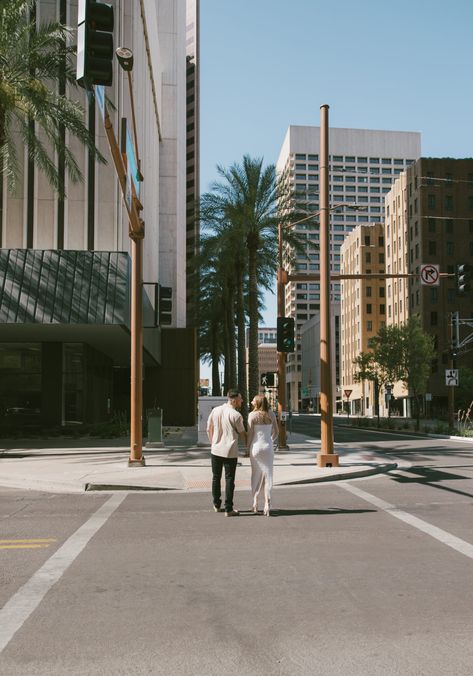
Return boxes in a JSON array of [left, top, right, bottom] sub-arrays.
[[318, 104, 338, 467], [116, 47, 145, 466], [277, 221, 289, 450]]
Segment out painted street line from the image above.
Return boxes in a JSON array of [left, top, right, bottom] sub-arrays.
[[342, 482, 473, 560], [0, 538, 57, 550], [0, 494, 125, 654]]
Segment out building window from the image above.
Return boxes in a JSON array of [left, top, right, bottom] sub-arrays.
[[431, 311, 438, 326], [428, 241, 437, 255], [366, 304, 372, 314], [446, 241, 454, 256], [428, 218, 436, 233], [367, 321, 373, 331], [366, 286, 372, 297], [445, 195, 453, 210], [380, 304, 385, 314], [428, 194, 436, 209]]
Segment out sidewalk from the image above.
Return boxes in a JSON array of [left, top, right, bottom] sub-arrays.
[[0, 427, 397, 494]]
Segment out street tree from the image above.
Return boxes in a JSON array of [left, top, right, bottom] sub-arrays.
[[399, 316, 435, 430], [0, 0, 104, 195], [352, 351, 375, 416], [371, 324, 404, 419]]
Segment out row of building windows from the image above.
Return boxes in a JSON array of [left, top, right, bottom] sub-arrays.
[[294, 154, 413, 165]]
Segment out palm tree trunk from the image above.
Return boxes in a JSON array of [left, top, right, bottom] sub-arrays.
[[211, 353, 221, 396], [247, 241, 259, 402], [235, 261, 248, 424], [225, 284, 237, 388], [210, 321, 221, 396]]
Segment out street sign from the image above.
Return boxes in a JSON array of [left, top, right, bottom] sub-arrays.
[[344, 389, 352, 399], [95, 85, 106, 120], [445, 369, 459, 386], [420, 263, 440, 286], [120, 118, 141, 201]]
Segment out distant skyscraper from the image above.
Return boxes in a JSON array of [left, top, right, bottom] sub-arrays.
[[276, 125, 421, 410]]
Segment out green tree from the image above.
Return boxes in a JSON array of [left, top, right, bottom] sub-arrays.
[[456, 367, 473, 412], [371, 324, 404, 419], [0, 0, 104, 195], [352, 351, 375, 415], [399, 316, 435, 430]]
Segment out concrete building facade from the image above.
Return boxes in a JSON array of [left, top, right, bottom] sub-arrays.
[[276, 125, 421, 410], [385, 157, 473, 416], [0, 0, 198, 430]]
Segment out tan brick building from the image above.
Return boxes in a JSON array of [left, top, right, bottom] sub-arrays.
[[340, 222, 386, 415]]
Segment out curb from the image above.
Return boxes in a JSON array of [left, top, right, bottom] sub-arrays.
[[80, 462, 398, 493]]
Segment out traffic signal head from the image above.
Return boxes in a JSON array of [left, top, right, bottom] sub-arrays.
[[277, 316, 295, 353], [457, 263, 473, 294], [77, 0, 114, 88], [260, 372, 275, 387], [159, 286, 172, 326]]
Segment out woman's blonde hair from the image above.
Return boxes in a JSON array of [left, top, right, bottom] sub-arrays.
[[252, 394, 269, 412]]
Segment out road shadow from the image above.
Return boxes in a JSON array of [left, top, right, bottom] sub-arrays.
[[388, 466, 473, 501], [254, 507, 377, 517]]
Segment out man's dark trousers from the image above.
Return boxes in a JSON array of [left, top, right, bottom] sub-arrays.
[[211, 454, 238, 512]]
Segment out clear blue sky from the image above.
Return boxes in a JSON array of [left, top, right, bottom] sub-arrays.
[[199, 0, 473, 382]]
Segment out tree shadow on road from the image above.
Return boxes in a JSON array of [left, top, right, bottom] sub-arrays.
[[388, 466, 473, 501]]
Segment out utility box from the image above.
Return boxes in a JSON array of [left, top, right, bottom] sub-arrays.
[[198, 396, 226, 446], [146, 408, 164, 447]]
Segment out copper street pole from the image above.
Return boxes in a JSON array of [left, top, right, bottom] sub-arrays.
[[129, 234, 144, 464], [318, 104, 338, 467], [277, 221, 289, 450]]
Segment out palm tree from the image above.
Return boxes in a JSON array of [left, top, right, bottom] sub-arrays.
[[204, 156, 305, 403], [0, 0, 104, 195]]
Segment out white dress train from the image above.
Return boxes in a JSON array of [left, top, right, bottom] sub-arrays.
[[248, 411, 278, 511]]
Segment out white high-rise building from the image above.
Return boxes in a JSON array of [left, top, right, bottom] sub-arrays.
[[0, 1, 199, 428], [276, 125, 421, 410]]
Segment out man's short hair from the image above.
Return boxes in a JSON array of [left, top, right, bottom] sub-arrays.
[[227, 389, 241, 399]]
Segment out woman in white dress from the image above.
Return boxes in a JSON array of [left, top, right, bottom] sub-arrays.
[[247, 395, 279, 516]]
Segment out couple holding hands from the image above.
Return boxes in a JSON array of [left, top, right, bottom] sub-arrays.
[[206, 389, 279, 517]]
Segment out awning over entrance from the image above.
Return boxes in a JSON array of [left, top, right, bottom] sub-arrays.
[[0, 249, 160, 366]]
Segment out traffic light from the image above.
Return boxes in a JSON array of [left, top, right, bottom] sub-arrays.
[[159, 286, 172, 326], [456, 263, 473, 294], [77, 0, 114, 88], [277, 317, 295, 353]]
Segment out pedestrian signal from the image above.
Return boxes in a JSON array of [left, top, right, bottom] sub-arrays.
[[260, 372, 275, 387], [277, 317, 295, 353]]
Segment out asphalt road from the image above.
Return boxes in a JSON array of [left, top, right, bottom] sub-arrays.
[[1, 432, 473, 675]]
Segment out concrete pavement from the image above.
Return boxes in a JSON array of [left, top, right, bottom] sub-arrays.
[[0, 427, 397, 494]]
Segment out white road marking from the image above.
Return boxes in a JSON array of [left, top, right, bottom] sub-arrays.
[[342, 482, 473, 560], [0, 494, 125, 654]]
